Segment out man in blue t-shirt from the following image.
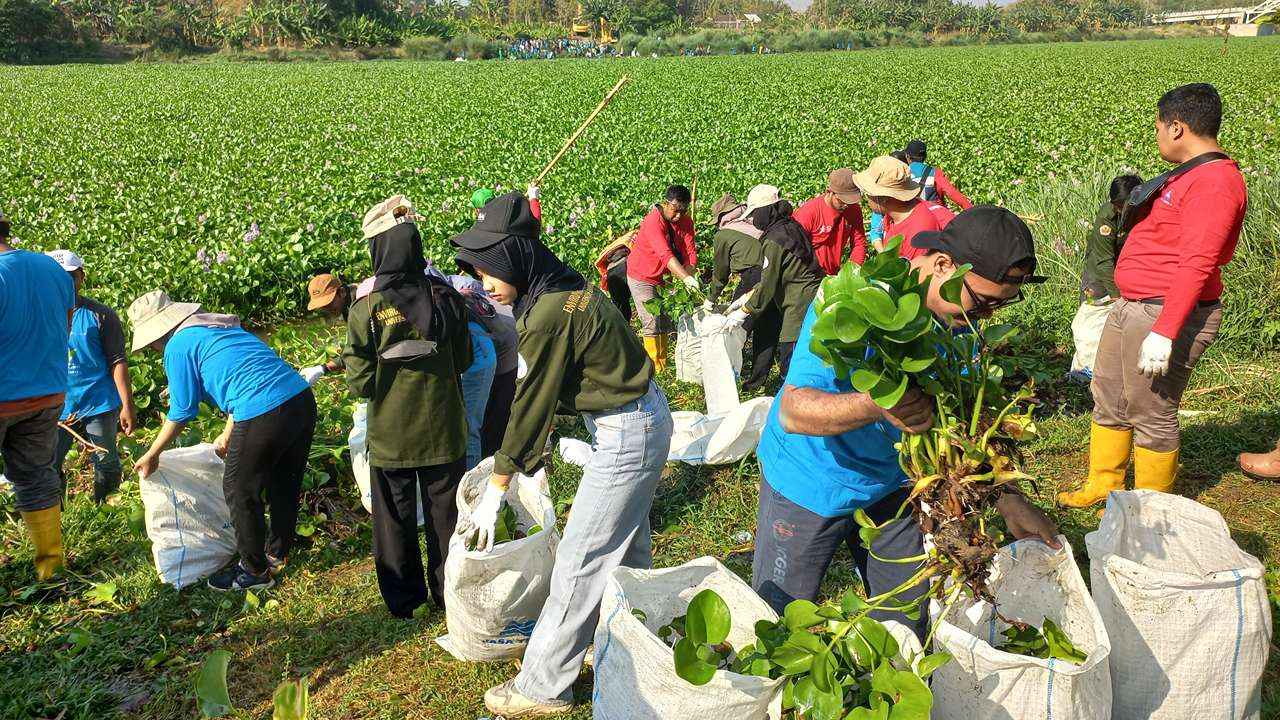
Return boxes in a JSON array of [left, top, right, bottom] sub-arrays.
[[0, 212, 76, 581], [45, 250, 138, 504], [752, 206, 1060, 640]]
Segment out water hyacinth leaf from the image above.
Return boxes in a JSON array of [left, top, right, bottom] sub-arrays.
[[755, 619, 790, 651], [851, 367, 884, 393], [673, 638, 719, 686], [791, 677, 844, 720], [983, 323, 1019, 346], [853, 507, 878, 529], [810, 646, 838, 692], [832, 303, 871, 344], [870, 373, 909, 410], [938, 264, 972, 306], [847, 705, 891, 720], [825, 261, 869, 299], [783, 599, 825, 630], [854, 287, 899, 327], [859, 524, 882, 547], [196, 650, 235, 718], [685, 588, 732, 646], [916, 652, 953, 679], [271, 677, 309, 720], [875, 664, 933, 720], [875, 293, 922, 332], [1043, 618, 1089, 664], [771, 641, 816, 676], [841, 589, 869, 615], [852, 617, 899, 668]]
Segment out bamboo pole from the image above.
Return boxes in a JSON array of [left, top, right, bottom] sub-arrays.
[[533, 75, 630, 185]]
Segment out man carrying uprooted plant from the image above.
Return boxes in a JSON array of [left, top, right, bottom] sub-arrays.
[[345, 196, 473, 618], [704, 192, 777, 392], [751, 207, 1061, 640], [625, 184, 698, 372], [450, 192, 673, 717], [723, 185, 824, 382], [1060, 83, 1247, 513]]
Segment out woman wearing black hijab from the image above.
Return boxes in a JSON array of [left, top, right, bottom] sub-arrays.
[[726, 185, 824, 379], [343, 215, 472, 619], [450, 192, 673, 717]]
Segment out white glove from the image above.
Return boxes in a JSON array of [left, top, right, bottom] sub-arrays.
[[300, 365, 326, 385], [726, 308, 749, 327], [526, 184, 540, 200], [682, 275, 700, 291], [1137, 331, 1173, 378], [462, 481, 506, 552], [702, 299, 716, 312]]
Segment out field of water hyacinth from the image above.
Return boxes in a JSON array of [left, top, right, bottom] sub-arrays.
[[0, 37, 1278, 720]]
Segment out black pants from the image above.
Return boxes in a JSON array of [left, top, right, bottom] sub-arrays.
[[371, 458, 465, 617], [606, 260, 632, 323], [223, 388, 317, 576], [481, 369, 517, 458], [743, 304, 783, 392], [777, 340, 797, 379], [751, 478, 929, 641]]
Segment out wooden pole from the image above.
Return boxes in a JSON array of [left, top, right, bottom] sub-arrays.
[[533, 75, 630, 185]]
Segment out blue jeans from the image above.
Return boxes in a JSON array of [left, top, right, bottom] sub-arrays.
[[54, 408, 122, 503], [514, 381, 673, 703], [460, 322, 497, 471]]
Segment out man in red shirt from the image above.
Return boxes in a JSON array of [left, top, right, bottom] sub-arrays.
[[904, 139, 973, 212], [625, 184, 697, 372], [854, 156, 940, 260], [792, 168, 867, 274], [1061, 83, 1246, 512]]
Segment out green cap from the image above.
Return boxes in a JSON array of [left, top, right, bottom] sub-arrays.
[[471, 188, 496, 209]]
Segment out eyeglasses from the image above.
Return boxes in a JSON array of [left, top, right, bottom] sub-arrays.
[[962, 276, 1024, 315]]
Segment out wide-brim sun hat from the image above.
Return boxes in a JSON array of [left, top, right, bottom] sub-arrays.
[[853, 156, 921, 202], [128, 290, 200, 352], [742, 184, 782, 218], [362, 195, 417, 240]]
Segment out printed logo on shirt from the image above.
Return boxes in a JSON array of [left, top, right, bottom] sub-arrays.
[[562, 290, 590, 314], [1161, 190, 1174, 206], [1099, 224, 1113, 237], [762, 256, 770, 270], [375, 307, 406, 326], [817, 224, 833, 235]]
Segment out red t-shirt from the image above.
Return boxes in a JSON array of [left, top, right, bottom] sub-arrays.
[[626, 207, 698, 286], [1115, 158, 1246, 338], [925, 202, 956, 229], [886, 202, 944, 260], [529, 198, 542, 221], [792, 196, 867, 274]]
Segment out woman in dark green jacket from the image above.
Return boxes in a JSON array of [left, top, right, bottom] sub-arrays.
[[344, 216, 472, 619], [450, 192, 674, 717]]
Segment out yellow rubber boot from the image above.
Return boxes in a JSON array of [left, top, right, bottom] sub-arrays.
[[20, 506, 64, 581], [1058, 423, 1132, 509], [656, 334, 670, 374], [1134, 446, 1179, 494], [643, 336, 666, 374]]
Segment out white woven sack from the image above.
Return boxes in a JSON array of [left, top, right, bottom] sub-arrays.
[[675, 312, 703, 384], [667, 396, 772, 466], [436, 457, 559, 662], [699, 312, 747, 417], [592, 556, 784, 720], [930, 537, 1112, 720], [1086, 490, 1271, 720], [140, 444, 236, 589], [1069, 301, 1112, 373], [348, 402, 425, 524]]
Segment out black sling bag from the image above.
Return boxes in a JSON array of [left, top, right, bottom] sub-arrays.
[[1118, 151, 1229, 232]]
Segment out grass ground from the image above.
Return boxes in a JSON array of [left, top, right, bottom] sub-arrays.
[[2, 334, 1278, 719]]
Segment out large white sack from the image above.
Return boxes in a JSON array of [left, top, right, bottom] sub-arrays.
[[348, 402, 425, 524], [675, 312, 703, 384], [436, 457, 559, 662], [140, 444, 237, 589], [930, 537, 1112, 720], [1069, 301, 1112, 373], [592, 556, 784, 720], [699, 312, 748, 417], [667, 396, 773, 465], [1086, 490, 1271, 720]]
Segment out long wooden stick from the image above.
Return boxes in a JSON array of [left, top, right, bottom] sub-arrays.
[[533, 75, 630, 185], [59, 421, 107, 455]]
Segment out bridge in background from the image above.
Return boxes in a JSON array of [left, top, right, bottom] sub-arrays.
[[1155, 0, 1278, 23]]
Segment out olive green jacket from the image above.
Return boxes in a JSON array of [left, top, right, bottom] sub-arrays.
[[1081, 202, 1125, 301], [707, 228, 763, 303]]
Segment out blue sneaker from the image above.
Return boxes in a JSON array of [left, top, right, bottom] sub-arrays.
[[208, 562, 274, 592]]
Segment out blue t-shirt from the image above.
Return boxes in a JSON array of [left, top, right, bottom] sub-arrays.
[[0, 250, 75, 403], [755, 305, 905, 518], [868, 212, 885, 242], [909, 161, 936, 202], [163, 325, 308, 423], [63, 296, 127, 420]]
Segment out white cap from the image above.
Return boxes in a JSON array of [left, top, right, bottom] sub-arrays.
[[742, 184, 782, 218], [45, 249, 85, 272]]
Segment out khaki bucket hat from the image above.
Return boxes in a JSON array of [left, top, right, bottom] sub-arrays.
[[853, 156, 921, 202], [742, 184, 782, 218], [128, 290, 200, 352], [362, 195, 416, 240]]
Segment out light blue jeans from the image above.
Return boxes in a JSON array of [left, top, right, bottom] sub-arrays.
[[54, 408, 122, 501], [461, 321, 496, 471], [514, 381, 673, 704]]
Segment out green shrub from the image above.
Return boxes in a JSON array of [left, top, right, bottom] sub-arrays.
[[403, 34, 448, 60]]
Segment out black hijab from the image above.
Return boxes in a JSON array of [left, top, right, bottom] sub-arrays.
[[369, 222, 440, 339], [750, 200, 824, 278], [455, 234, 586, 319]]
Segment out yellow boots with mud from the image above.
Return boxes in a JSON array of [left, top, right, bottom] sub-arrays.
[[1058, 423, 1132, 510], [20, 505, 64, 581], [642, 336, 665, 374], [1134, 446, 1179, 494]]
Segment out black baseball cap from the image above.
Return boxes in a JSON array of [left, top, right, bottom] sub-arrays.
[[450, 191, 540, 250], [912, 205, 1047, 284], [904, 139, 927, 159]]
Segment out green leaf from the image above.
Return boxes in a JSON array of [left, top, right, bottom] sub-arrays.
[[850, 618, 899, 669], [851, 367, 884, 393], [853, 287, 898, 326], [84, 581, 118, 606], [783, 600, 825, 630], [916, 652, 953, 679], [1043, 618, 1089, 664], [869, 373, 909, 410], [859, 524, 883, 547], [841, 590, 869, 615], [853, 508, 877, 528], [875, 293, 922, 332], [847, 704, 891, 720], [832, 303, 871, 344], [685, 589, 732, 646], [272, 678, 309, 720], [196, 650, 235, 718], [810, 646, 837, 693], [938, 263, 973, 306], [673, 638, 719, 686]]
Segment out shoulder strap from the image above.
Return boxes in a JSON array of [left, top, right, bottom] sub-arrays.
[[1120, 152, 1229, 231]]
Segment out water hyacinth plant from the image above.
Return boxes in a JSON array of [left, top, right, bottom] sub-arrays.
[[809, 236, 1038, 609]]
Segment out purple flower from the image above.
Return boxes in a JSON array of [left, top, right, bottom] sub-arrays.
[[215, 250, 229, 264], [196, 248, 212, 271], [243, 222, 260, 244], [305, 223, 315, 233]]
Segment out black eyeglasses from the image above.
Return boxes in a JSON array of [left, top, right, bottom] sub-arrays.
[[962, 276, 1025, 315]]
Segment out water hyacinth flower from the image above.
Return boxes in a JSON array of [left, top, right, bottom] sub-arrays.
[[196, 248, 212, 271], [243, 222, 260, 243], [215, 250, 228, 265], [197, 213, 208, 224], [305, 223, 315, 233]]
